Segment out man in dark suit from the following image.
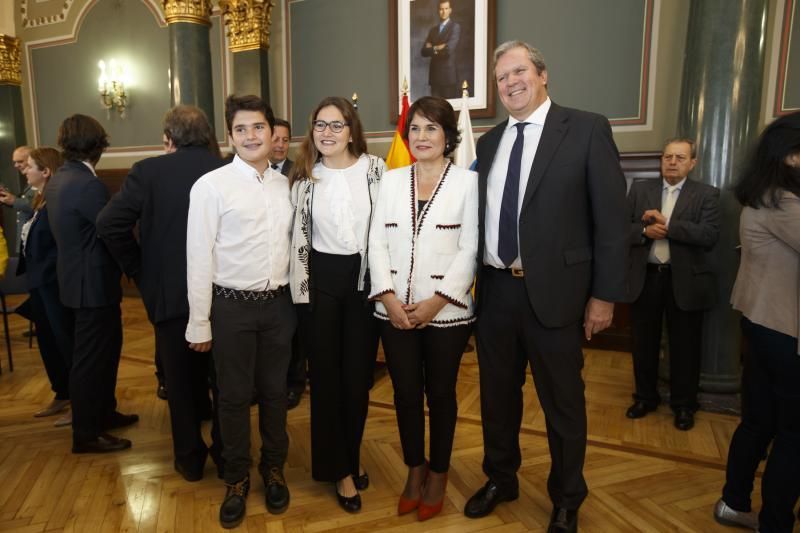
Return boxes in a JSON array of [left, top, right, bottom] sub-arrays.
[[46, 114, 138, 454], [463, 41, 628, 533], [269, 118, 306, 410], [420, 0, 461, 98], [96, 105, 225, 480], [625, 138, 720, 431]]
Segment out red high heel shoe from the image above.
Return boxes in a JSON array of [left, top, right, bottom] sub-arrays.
[[417, 472, 447, 521], [397, 463, 429, 515]]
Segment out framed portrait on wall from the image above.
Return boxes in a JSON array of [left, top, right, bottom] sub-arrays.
[[389, 0, 496, 122]]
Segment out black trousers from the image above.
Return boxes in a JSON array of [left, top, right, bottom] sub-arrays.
[[380, 321, 471, 473], [211, 290, 295, 484], [70, 304, 122, 443], [287, 304, 309, 395], [155, 317, 221, 470], [29, 282, 74, 399], [309, 250, 378, 482], [630, 267, 703, 411], [476, 267, 588, 510], [722, 318, 799, 533]]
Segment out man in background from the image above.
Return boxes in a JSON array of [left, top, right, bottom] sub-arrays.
[[421, 0, 461, 98]]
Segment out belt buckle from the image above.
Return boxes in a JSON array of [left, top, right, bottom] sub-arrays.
[[510, 267, 524, 278]]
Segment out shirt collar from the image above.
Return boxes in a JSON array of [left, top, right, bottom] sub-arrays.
[[81, 160, 97, 176], [232, 154, 270, 181], [662, 177, 687, 191], [507, 97, 552, 130]]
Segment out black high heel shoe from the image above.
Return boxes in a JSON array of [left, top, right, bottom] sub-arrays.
[[352, 470, 369, 490], [336, 486, 362, 513]]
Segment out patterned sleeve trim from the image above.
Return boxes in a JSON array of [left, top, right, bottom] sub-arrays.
[[435, 290, 469, 309]]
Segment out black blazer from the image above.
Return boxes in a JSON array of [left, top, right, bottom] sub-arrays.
[[476, 103, 629, 328], [277, 158, 293, 177], [17, 206, 58, 289], [96, 146, 223, 324], [421, 20, 461, 87], [625, 178, 720, 310], [45, 160, 121, 309]]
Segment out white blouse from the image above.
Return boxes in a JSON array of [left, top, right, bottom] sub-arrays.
[[311, 154, 372, 256]]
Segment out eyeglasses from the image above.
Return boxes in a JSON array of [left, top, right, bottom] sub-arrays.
[[312, 120, 348, 133]]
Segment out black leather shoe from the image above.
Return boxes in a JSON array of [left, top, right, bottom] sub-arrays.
[[336, 488, 362, 513], [287, 390, 302, 410], [220, 476, 249, 529], [625, 401, 656, 419], [353, 470, 369, 490], [264, 467, 290, 514], [674, 408, 695, 431], [175, 460, 203, 482], [464, 481, 518, 518], [548, 507, 578, 532], [72, 433, 132, 454], [156, 383, 168, 400], [103, 411, 140, 430]]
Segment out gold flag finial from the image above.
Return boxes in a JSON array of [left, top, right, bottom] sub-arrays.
[[401, 77, 409, 96], [461, 80, 469, 97], [351, 92, 358, 109]]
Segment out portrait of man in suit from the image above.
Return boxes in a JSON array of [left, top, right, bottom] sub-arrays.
[[464, 41, 628, 533], [421, 1, 461, 98], [624, 138, 720, 431]]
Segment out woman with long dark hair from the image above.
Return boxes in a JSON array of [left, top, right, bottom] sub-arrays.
[[715, 111, 800, 533], [20, 147, 74, 425], [289, 96, 385, 513], [368, 96, 477, 521]]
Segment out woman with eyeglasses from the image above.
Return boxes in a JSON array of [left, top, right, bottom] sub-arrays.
[[368, 96, 477, 521], [289, 96, 385, 513]]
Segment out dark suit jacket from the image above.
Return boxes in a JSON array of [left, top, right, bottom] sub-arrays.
[[17, 207, 58, 290], [45, 160, 121, 309], [278, 158, 293, 177], [421, 20, 461, 87], [96, 146, 223, 324], [476, 103, 629, 328], [626, 178, 720, 311]]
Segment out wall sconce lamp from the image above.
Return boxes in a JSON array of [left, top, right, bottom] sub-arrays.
[[97, 59, 129, 117]]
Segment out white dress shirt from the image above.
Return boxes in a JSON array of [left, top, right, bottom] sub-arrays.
[[311, 154, 372, 255], [484, 97, 551, 269], [185, 155, 293, 343], [648, 177, 687, 264]]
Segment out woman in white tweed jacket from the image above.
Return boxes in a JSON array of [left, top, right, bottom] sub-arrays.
[[368, 96, 477, 522]]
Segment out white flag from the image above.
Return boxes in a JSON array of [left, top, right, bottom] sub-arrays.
[[454, 90, 476, 169]]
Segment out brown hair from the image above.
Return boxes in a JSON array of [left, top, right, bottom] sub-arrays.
[[163, 105, 221, 157], [290, 96, 367, 185], [28, 147, 63, 211], [404, 96, 461, 157], [57, 114, 109, 163], [224, 94, 275, 134]]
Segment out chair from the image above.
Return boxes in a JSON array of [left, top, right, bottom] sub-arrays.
[[0, 257, 32, 373]]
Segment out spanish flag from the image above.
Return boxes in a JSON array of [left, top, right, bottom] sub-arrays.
[[385, 94, 415, 169]]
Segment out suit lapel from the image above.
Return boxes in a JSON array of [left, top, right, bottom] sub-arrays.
[[520, 103, 568, 211], [670, 178, 695, 219], [648, 179, 663, 211]]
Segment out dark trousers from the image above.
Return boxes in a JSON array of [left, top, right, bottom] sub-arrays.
[[70, 304, 122, 443], [29, 282, 74, 399], [722, 318, 800, 533], [380, 321, 471, 473], [476, 267, 588, 509], [211, 290, 295, 484], [155, 317, 221, 470], [630, 267, 702, 411], [287, 304, 309, 395], [309, 250, 378, 482], [431, 83, 459, 99]]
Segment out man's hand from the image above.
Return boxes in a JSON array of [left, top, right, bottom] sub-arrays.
[[0, 191, 16, 206], [644, 223, 668, 240], [189, 341, 212, 352], [641, 209, 666, 225], [583, 297, 614, 341]]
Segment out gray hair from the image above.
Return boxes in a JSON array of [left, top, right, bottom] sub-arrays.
[[663, 137, 697, 158], [493, 40, 547, 75]]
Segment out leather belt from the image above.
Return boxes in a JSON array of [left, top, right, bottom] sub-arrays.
[[486, 265, 525, 278], [213, 284, 288, 301], [647, 263, 671, 273]]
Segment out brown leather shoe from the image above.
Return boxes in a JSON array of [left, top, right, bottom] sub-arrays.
[[34, 399, 70, 418]]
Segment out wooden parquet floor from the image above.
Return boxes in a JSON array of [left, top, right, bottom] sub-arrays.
[[0, 296, 794, 532]]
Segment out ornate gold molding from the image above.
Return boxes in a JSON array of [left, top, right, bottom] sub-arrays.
[[161, 0, 213, 25], [0, 35, 22, 86], [218, 0, 274, 52]]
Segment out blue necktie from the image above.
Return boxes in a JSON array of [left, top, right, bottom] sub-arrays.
[[498, 122, 528, 267], [439, 22, 446, 33]]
